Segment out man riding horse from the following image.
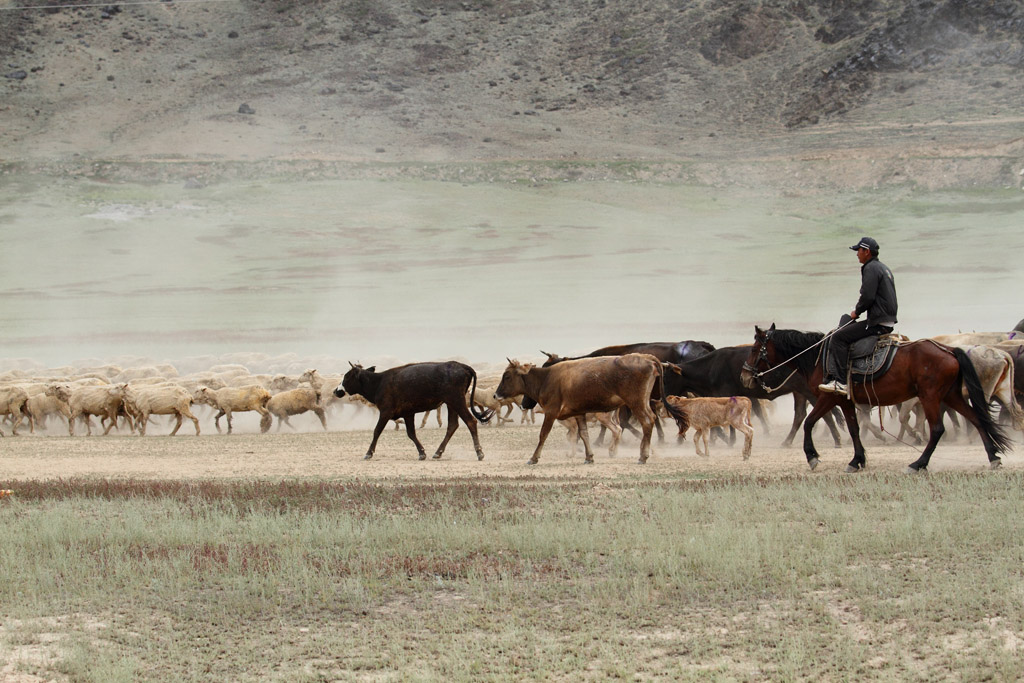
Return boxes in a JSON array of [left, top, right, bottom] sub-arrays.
[[819, 236, 899, 395]]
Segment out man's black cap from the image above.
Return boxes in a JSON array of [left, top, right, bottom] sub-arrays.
[[850, 237, 879, 252]]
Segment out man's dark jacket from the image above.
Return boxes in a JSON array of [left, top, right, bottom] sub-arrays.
[[855, 257, 898, 326]]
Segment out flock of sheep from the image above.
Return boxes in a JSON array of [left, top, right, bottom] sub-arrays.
[[0, 362, 523, 439]]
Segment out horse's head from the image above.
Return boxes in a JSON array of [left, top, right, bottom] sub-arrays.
[[740, 324, 776, 389]]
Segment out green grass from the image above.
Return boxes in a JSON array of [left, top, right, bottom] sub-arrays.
[[1, 473, 1023, 680]]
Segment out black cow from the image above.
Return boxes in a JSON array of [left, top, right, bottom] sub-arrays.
[[540, 340, 716, 370], [334, 361, 492, 460]]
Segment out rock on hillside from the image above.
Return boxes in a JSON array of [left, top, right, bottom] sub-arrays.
[[1, 0, 1023, 183]]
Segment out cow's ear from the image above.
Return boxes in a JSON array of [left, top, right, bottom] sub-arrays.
[[366, 366, 375, 373], [768, 323, 776, 332]]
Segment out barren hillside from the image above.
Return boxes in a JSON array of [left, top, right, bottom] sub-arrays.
[[2, 0, 1024, 188]]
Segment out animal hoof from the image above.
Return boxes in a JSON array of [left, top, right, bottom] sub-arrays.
[[808, 457, 819, 471], [476, 451, 485, 461], [990, 459, 1002, 470], [584, 458, 594, 465], [637, 459, 647, 465], [844, 464, 862, 473], [527, 459, 538, 466], [906, 465, 926, 474], [431, 452, 442, 460], [363, 453, 374, 460]]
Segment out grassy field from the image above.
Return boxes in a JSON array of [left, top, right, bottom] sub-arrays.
[[2, 468, 1023, 681]]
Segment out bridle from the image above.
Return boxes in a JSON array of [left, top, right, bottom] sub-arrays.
[[742, 328, 803, 394], [742, 322, 854, 394]]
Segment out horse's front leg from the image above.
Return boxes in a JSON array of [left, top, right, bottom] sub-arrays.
[[803, 396, 839, 470]]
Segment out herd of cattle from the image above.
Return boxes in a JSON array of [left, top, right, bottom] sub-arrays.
[[1, 324, 1023, 464]]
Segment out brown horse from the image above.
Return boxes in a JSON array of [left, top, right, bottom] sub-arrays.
[[740, 324, 1012, 472]]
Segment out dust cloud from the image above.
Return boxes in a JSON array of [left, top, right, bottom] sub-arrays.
[[2, 176, 1023, 374]]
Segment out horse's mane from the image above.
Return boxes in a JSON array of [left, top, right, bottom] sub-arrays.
[[770, 328, 826, 374]]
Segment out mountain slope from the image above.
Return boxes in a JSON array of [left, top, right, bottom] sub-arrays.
[[2, 0, 1022, 187]]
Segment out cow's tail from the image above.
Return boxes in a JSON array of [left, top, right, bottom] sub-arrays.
[[656, 360, 688, 433], [954, 347, 1012, 454], [468, 369, 493, 423]]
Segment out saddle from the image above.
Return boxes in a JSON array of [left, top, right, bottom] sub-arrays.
[[822, 332, 908, 386], [846, 333, 907, 384]]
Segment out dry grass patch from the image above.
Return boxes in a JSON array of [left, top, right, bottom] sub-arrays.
[[2, 473, 1023, 680]]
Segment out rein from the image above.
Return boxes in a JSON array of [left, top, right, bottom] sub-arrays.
[[743, 320, 857, 394]]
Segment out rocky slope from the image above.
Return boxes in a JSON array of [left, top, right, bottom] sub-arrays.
[[2, 0, 1023, 188]]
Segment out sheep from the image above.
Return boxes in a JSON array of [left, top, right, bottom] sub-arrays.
[[262, 387, 327, 433], [665, 395, 754, 459], [267, 374, 300, 392], [0, 385, 31, 435], [560, 410, 621, 457], [123, 384, 200, 436], [193, 385, 271, 434], [45, 383, 127, 436], [24, 392, 71, 434], [467, 384, 514, 427]]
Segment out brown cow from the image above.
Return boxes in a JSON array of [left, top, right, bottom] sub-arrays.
[[665, 395, 754, 459], [333, 361, 492, 460], [493, 353, 686, 464]]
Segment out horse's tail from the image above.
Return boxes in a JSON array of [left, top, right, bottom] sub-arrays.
[[655, 359, 688, 433], [953, 347, 1012, 454], [467, 368, 493, 423]]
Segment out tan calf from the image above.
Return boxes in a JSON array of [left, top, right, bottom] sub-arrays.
[[666, 395, 754, 460]]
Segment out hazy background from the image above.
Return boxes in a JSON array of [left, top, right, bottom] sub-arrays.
[[2, 0, 1023, 373], [2, 176, 1022, 372]]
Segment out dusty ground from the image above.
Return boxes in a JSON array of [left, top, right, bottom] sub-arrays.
[[1, 414, 1018, 482]]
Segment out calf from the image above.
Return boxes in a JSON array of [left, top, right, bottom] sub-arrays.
[[494, 353, 686, 464], [333, 361, 491, 460], [665, 395, 754, 459]]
